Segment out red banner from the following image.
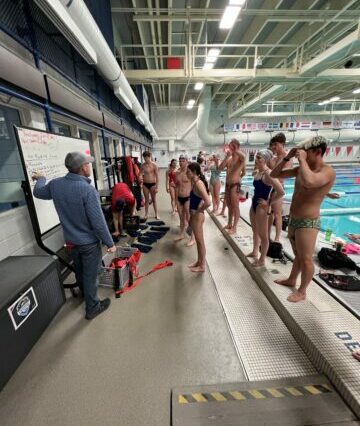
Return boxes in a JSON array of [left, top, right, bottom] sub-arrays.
[[347, 146, 353, 156], [335, 147, 341, 156], [326, 147, 330, 156]]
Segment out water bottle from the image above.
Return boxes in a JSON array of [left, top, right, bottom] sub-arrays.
[[325, 229, 332, 242]]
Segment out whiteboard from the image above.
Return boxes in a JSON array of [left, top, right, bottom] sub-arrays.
[[15, 126, 94, 235]]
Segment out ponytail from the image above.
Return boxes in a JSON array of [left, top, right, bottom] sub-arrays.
[[199, 172, 209, 194]]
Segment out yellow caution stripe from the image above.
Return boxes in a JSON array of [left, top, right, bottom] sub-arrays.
[[177, 383, 332, 404]]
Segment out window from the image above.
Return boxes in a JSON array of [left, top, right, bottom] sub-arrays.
[[52, 120, 71, 136], [79, 129, 92, 142], [0, 105, 26, 213]]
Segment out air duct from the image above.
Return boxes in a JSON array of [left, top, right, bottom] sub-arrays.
[[197, 87, 222, 145], [36, 0, 158, 138]]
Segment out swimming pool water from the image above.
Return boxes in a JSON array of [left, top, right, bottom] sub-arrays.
[[241, 165, 360, 239]]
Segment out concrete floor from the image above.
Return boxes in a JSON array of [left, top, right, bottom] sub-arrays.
[[0, 182, 245, 426]]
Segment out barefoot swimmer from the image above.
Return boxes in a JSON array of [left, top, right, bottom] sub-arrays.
[[270, 136, 335, 303], [218, 139, 246, 235], [247, 149, 284, 267], [141, 151, 159, 219], [186, 162, 211, 272]]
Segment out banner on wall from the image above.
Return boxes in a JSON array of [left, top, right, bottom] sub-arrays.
[[347, 146, 353, 156], [335, 147, 341, 156]]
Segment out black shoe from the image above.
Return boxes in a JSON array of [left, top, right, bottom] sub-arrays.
[[85, 298, 111, 320]]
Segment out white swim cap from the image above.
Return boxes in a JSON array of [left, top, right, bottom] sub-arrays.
[[257, 149, 273, 163], [296, 136, 327, 150]]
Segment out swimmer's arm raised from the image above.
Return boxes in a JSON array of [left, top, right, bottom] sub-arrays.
[[270, 161, 298, 179], [218, 153, 231, 171]]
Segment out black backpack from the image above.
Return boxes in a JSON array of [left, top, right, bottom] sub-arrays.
[[266, 241, 287, 264], [318, 248, 360, 273]]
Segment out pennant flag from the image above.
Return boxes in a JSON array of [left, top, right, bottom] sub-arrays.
[[347, 146, 353, 156], [326, 147, 330, 156], [335, 147, 341, 156]]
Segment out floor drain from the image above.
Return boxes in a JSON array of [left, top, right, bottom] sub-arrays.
[[271, 269, 280, 274]]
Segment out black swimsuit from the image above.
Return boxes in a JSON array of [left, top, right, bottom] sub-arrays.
[[143, 182, 156, 190], [178, 196, 190, 205]]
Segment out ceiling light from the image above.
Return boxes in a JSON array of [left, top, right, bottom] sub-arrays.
[[229, 0, 245, 4], [318, 102, 325, 106], [207, 48, 220, 58], [194, 82, 204, 90], [188, 99, 195, 106], [352, 53, 360, 57], [186, 104, 194, 110], [219, 6, 241, 29], [322, 100, 330, 104], [330, 96, 340, 102], [353, 88, 360, 94], [203, 62, 215, 70], [206, 56, 217, 63]]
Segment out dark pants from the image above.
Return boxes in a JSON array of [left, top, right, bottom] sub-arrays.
[[70, 242, 101, 314]]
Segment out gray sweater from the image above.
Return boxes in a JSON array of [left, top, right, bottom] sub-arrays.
[[34, 173, 113, 248]]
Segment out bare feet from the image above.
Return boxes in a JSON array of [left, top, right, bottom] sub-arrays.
[[252, 259, 265, 267], [287, 291, 306, 303], [228, 228, 236, 235], [186, 239, 196, 247], [352, 351, 360, 361], [112, 232, 120, 237], [246, 252, 257, 258], [222, 224, 231, 230], [188, 262, 199, 268], [155, 215, 160, 220], [174, 234, 185, 242], [215, 211, 222, 216], [190, 265, 205, 273], [274, 278, 296, 287]]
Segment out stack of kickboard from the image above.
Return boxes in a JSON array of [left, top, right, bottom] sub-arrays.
[[128, 220, 170, 253]]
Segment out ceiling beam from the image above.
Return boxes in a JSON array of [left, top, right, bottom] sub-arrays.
[[124, 68, 360, 84]]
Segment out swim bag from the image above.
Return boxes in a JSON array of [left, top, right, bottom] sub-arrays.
[[318, 248, 360, 273]]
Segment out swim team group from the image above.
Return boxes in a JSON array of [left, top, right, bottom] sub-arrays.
[[31, 133, 338, 322]]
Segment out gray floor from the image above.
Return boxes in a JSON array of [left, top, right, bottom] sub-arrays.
[[0, 186, 245, 426]]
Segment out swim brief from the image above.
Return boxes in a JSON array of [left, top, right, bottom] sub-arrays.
[[288, 216, 321, 230]]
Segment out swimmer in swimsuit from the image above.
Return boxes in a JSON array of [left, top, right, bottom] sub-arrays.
[[186, 162, 211, 272], [247, 150, 284, 267], [141, 151, 159, 219], [270, 136, 336, 302], [166, 159, 178, 215], [218, 139, 246, 235], [208, 154, 221, 213]]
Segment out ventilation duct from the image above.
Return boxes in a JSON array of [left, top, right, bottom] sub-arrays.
[[34, 0, 97, 64], [35, 0, 157, 138], [197, 87, 223, 145]]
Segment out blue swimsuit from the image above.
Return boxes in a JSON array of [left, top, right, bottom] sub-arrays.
[[252, 174, 272, 212], [190, 190, 203, 211]]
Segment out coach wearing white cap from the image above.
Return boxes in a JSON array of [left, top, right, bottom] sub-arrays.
[[32, 152, 116, 320]]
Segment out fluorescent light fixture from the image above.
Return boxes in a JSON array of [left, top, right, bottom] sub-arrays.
[[229, 0, 245, 4], [114, 87, 132, 110], [318, 102, 325, 106], [136, 115, 144, 125], [207, 48, 220, 58], [203, 62, 215, 70], [188, 99, 195, 106], [34, 0, 97, 64], [206, 56, 217, 63], [353, 88, 360, 94], [219, 6, 241, 29], [194, 82, 204, 91], [322, 100, 330, 104], [186, 104, 194, 110], [352, 53, 360, 57], [330, 96, 340, 102]]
